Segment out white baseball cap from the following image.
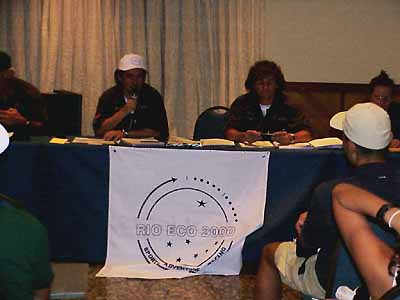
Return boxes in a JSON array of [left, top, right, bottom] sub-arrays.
[[0, 123, 9, 154], [330, 103, 392, 150], [118, 54, 147, 71]]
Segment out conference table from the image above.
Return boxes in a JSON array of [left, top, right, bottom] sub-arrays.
[[1, 139, 399, 273]]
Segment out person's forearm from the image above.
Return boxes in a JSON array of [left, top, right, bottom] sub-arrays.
[[34, 287, 51, 300], [30, 121, 43, 128], [126, 128, 160, 138], [225, 128, 245, 142], [95, 110, 128, 137], [332, 183, 387, 218], [333, 183, 400, 233], [293, 129, 312, 143]]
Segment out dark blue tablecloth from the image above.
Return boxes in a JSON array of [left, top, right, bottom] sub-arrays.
[[1, 142, 399, 272]]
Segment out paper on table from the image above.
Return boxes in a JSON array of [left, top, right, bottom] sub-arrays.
[[168, 136, 200, 145], [309, 137, 343, 148], [200, 138, 235, 146], [120, 138, 165, 146], [279, 142, 313, 149], [72, 137, 115, 145], [240, 141, 275, 148], [49, 137, 69, 144]]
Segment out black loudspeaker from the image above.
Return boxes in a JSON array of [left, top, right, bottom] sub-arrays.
[[42, 90, 82, 136]]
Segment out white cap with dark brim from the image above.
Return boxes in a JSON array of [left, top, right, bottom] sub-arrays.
[[118, 54, 147, 71], [330, 103, 393, 150]]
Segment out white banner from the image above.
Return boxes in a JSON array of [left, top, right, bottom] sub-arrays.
[[97, 147, 269, 279]]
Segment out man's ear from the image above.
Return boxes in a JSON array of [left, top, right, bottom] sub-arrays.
[[4, 68, 15, 79], [348, 140, 356, 151], [347, 139, 358, 160]]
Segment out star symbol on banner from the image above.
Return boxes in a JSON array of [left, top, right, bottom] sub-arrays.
[[176, 257, 182, 262], [186, 239, 191, 245], [197, 200, 206, 207], [166, 241, 172, 247]]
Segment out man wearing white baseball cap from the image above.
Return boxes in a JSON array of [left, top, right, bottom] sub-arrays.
[[330, 102, 393, 152], [0, 123, 54, 300], [93, 53, 169, 141], [255, 103, 400, 300]]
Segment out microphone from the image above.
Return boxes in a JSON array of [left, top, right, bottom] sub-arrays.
[[126, 87, 138, 115]]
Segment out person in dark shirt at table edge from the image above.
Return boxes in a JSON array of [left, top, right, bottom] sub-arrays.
[[0, 51, 46, 139], [224, 60, 312, 145], [93, 53, 169, 142], [368, 70, 400, 148]]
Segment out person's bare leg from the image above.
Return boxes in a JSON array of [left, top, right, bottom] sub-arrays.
[[254, 242, 282, 300], [333, 186, 394, 299]]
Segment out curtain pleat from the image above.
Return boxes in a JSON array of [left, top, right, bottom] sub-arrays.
[[0, 0, 268, 137]]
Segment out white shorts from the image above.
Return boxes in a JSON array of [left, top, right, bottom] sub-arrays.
[[275, 241, 326, 299]]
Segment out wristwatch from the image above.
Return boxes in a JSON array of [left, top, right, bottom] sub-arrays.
[[289, 133, 296, 144], [376, 203, 397, 226], [122, 129, 129, 137]]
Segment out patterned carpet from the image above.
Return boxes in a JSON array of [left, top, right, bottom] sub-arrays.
[[80, 265, 301, 300]]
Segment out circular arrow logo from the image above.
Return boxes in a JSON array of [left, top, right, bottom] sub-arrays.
[[136, 176, 238, 273]]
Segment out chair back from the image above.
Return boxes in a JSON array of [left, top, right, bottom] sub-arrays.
[[327, 223, 397, 298], [303, 225, 398, 300], [193, 106, 229, 140], [42, 90, 82, 136]]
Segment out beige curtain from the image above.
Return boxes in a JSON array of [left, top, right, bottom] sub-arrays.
[[0, 0, 268, 137]]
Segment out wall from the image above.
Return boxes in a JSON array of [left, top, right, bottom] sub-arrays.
[[266, 0, 400, 83]]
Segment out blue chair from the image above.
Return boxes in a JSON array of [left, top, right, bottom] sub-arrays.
[[326, 224, 397, 298], [193, 106, 229, 140], [301, 223, 397, 300]]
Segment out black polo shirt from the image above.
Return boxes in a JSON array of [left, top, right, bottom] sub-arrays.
[[225, 92, 311, 134], [388, 102, 400, 139], [0, 77, 46, 138], [93, 83, 169, 139], [297, 162, 400, 288]]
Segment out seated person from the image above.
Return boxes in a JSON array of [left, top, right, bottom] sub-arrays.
[[0, 51, 47, 139], [93, 53, 169, 141], [224, 60, 312, 145], [0, 123, 53, 300], [368, 70, 400, 148], [333, 183, 400, 300], [254, 103, 400, 300]]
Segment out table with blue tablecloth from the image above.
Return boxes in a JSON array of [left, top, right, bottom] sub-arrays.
[[1, 141, 399, 273]]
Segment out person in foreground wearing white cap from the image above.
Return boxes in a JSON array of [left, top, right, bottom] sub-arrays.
[[255, 103, 400, 300], [0, 123, 53, 300], [93, 53, 168, 141]]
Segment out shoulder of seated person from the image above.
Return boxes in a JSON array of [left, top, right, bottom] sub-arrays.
[[231, 93, 255, 107], [139, 83, 163, 100], [13, 77, 40, 96]]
